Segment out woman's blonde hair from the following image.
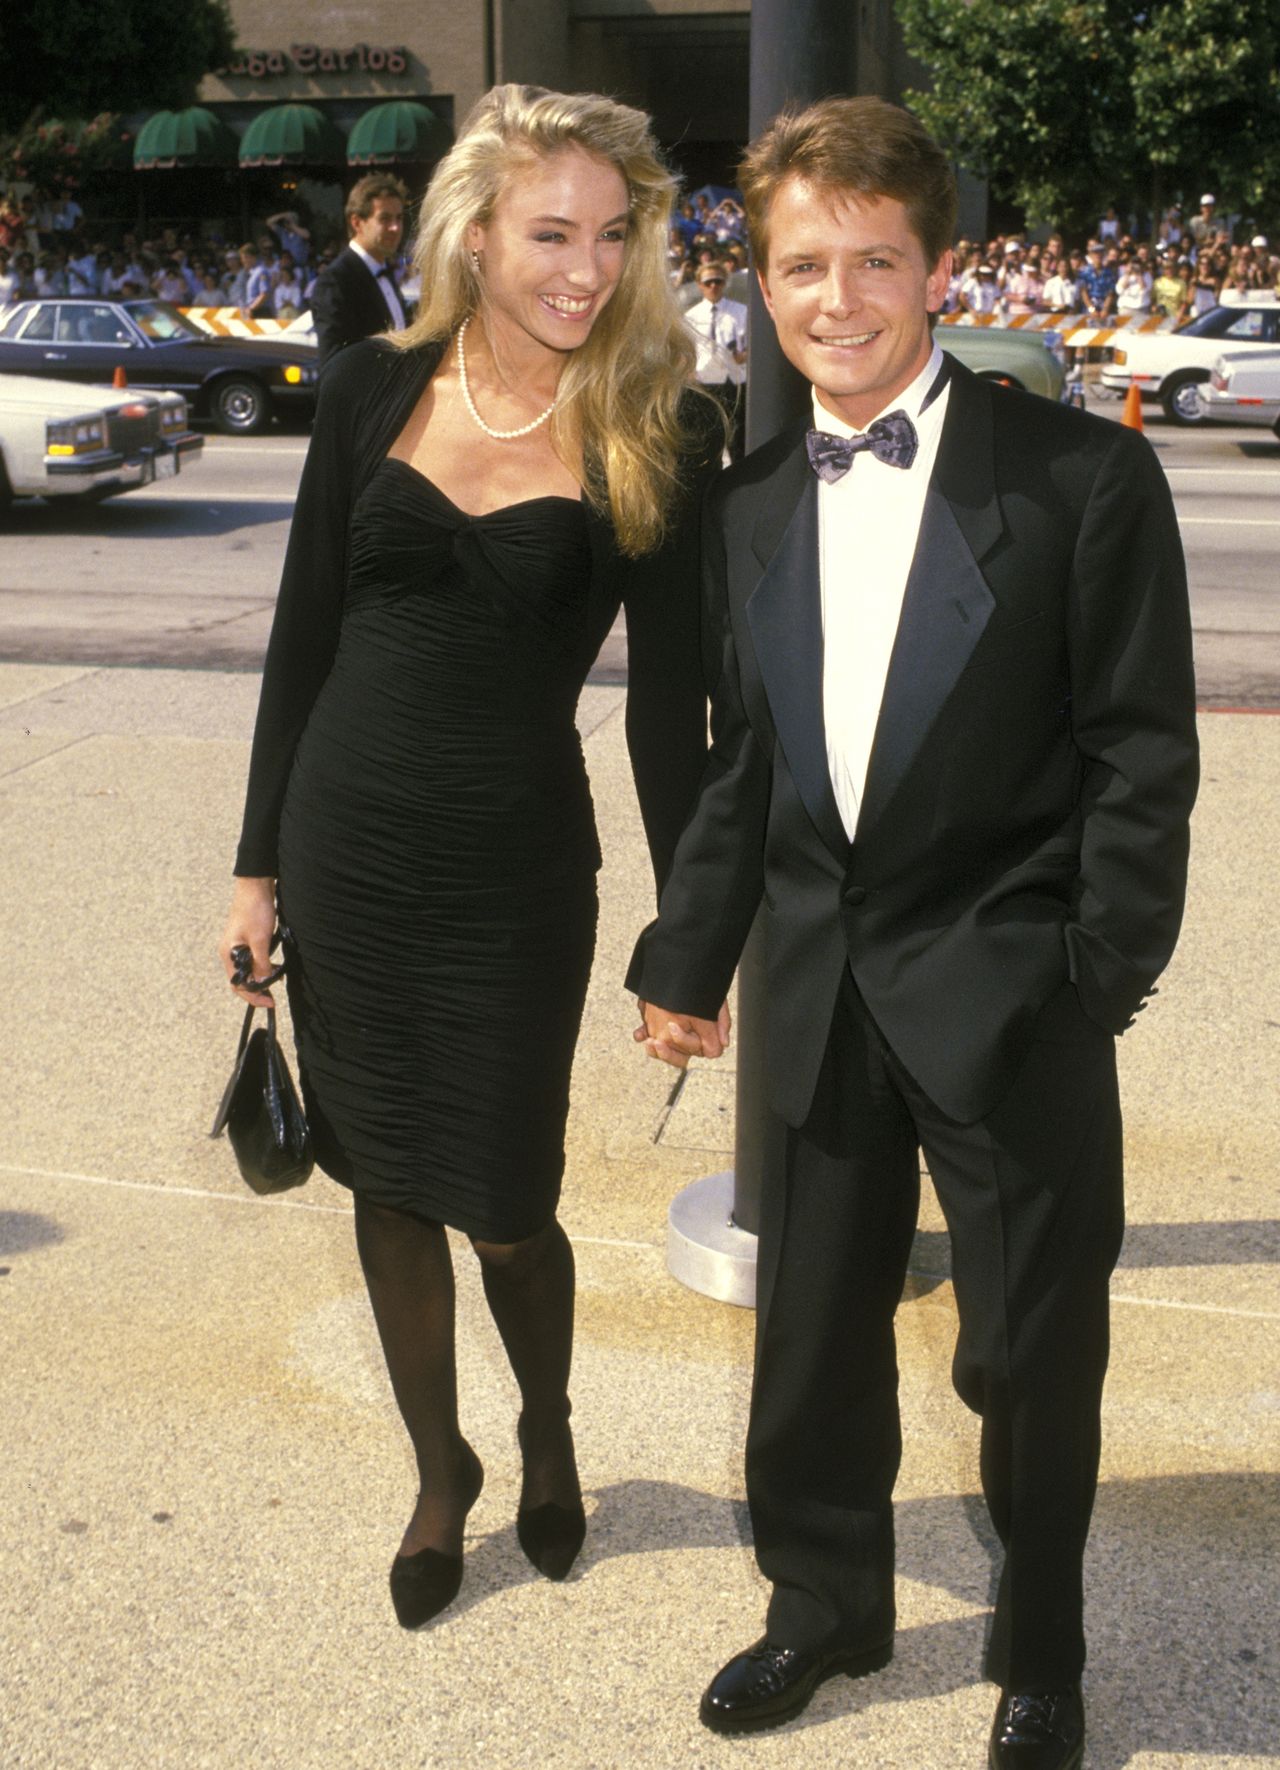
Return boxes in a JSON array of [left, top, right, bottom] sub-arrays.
[[391, 84, 711, 556]]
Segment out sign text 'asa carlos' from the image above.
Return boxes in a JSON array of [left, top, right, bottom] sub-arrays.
[[224, 44, 411, 78]]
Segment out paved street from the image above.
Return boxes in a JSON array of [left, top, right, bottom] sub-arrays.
[[0, 395, 1277, 700], [0, 661, 1276, 1770]]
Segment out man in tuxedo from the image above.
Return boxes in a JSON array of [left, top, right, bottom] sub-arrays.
[[310, 174, 410, 369], [629, 97, 1197, 1767]]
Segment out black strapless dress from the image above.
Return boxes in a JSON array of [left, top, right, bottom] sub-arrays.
[[275, 459, 601, 1240]]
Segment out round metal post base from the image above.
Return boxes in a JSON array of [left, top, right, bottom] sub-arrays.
[[666, 1170, 758, 1308]]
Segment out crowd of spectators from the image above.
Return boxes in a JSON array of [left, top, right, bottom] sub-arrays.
[[0, 198, 363, 321], [2, 182, 1276, 333], [666, 190, 752, 301], [946, 196, 1279, 325]]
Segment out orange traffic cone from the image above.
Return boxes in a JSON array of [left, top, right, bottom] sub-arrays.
[[1120, 381, 1143, 431]]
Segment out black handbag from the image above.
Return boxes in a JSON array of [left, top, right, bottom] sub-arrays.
[[210, 949, 313, 1194]]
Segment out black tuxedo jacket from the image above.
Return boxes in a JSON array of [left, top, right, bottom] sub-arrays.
[[310, 247, 407, 368], [628, 362, 1199, 1126]]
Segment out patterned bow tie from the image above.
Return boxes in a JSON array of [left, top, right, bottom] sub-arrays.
[[806, 410, 918, 481]]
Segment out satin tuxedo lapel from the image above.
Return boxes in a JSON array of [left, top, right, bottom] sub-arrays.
[[855, 367, 1002, 841], [745, 432, 849, 860]]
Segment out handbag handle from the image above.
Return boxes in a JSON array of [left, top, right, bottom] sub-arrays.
[[209, 1001, 279, 1139], [229, 942, 286, 993], [212, 926, 291, 1138]]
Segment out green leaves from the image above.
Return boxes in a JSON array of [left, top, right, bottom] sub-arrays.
[[0, 0, 237, 135], [898, 0, 1280, 230]]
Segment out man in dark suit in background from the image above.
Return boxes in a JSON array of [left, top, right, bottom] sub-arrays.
[[630, 97, 1198, 1768], [310, 174, 411, 369]]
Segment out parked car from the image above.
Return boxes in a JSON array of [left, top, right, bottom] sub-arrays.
[[939, 323, 1066, 400], [0, 297, 318, 435], [1100, 296, 1280, 424], [1198, 348, 1280, 438], [0, 373, 202, 508]]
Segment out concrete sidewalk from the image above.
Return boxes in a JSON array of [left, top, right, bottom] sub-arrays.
[[0, 661, 1276, 1769]]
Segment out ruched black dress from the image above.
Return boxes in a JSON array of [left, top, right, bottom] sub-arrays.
[[234, 341, 715, 1240]]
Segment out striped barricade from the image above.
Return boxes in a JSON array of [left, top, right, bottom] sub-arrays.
[[180, 307, 317, 341], [939, 309, 1180, 352]]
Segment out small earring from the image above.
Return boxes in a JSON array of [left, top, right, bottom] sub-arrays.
[[471, 250, 481, 271]]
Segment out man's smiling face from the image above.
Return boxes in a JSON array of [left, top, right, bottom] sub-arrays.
[[758, 178, 950, 429]]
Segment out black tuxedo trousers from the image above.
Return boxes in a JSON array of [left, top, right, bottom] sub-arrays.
[[751, 968, 1122, 1686]]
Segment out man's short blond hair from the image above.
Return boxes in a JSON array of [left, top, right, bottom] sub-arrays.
[[739, 96, 957, 270]]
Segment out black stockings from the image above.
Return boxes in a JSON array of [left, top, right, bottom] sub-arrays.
[[353, 1196, 476, 1556], [472, 1219, 580, 1513], [353, 1198, 579, 1552]]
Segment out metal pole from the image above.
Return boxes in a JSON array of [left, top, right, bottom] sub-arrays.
[[666, 0, 860, 1304]]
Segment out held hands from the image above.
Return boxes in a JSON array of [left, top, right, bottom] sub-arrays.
[[218, 876, 280, 1008], [633, 1000, 732, 1069]]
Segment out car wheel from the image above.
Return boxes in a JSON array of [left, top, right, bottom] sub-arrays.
[[211, 376, 272, 435], [976, 370, 1025, 391], [1161, 371, 1209, 426], [0, 454, 12, 514]]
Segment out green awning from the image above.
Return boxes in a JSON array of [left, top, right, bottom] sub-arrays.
[[346, 100, 452, 166], [134, 107, 238, 170], [238, 104, 346, 168]]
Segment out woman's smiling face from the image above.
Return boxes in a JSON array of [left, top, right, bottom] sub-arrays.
[[467, 146, 631, 356]]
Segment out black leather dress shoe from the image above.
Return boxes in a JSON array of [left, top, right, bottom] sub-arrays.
[[989, 1685, 1084, 1770], [699, 1636, 893, 1734]]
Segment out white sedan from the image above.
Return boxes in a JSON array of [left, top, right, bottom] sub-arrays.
[[1101, 296, 1280, 424], [0, 373, 202, 509], [1199, 348, 1280, 437]]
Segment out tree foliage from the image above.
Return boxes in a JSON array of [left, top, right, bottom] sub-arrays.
[[0, 0, 237, 136], [898, 0, 1280, 233], [2, 115, 135, 195]]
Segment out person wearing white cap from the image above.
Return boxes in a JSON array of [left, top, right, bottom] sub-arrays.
[[959, 257, 1000, 315], [1189, 195, 1217, 248]]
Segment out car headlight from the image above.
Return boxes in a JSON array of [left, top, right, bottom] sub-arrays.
[[46, 414, 110, 456], [159, 400, 189, 432], [1112, 348, 1127, 365], [282, 363, 318, 386]]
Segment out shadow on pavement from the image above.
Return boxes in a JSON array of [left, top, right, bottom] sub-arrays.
[[0, 1209, 64, 1256], [0, 499, 293, 539], [399, 1472, 1276, 1762], [544, 1475, 1274, 1763], [907, 1221, 1280, 1286]]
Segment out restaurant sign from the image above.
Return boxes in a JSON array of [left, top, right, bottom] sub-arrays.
[[225, 44, 411, 77]]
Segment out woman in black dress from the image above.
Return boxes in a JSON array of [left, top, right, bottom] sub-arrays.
[[219, 85, 721, 1627]]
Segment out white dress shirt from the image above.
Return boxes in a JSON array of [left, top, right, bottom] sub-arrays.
[[350, 241, 407, 329], [685, 296, 748, 385], [815, 342, 951, 841]]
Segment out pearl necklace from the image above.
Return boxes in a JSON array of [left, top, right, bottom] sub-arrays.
[[456, 317, 558, 440]]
